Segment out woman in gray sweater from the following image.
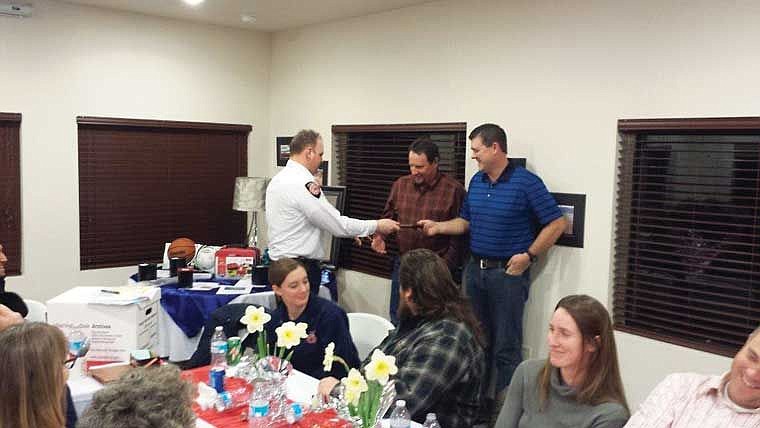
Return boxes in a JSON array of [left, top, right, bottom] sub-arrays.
[[496, 295, 630, 428]]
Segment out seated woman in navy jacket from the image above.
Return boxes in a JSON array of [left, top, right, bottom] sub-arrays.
[[264, 258, 360, 379]]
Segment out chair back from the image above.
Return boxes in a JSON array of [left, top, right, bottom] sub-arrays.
[[24, 299, 47, 322], [229, 291, 278, 310], [347, 312, 394, 360]]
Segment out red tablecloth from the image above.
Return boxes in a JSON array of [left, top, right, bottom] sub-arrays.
[[182, 366, 352, 428]]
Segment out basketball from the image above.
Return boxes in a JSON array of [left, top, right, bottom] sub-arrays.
[[168, 237, 196, 262]]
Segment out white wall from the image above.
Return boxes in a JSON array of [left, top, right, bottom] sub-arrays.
[[267, 0, 759, 409], [1, 0, 752, 411], [0, 0, 272, 301]]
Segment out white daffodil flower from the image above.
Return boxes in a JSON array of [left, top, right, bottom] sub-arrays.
[[275, 321, 309, 349], [364, 349, 398, 385], [239, 305, 271, 333], [342, 368, 369, 398], [323, 342, 336, 372]]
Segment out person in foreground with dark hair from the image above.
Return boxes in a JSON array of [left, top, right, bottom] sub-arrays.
[[496, 295, 629, 428], [318, 249, 486, 428], [0, 322, 71, 428], [77, 365, 195, 428]]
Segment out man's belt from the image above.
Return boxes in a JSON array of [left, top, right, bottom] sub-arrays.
[[472, 255, 508, 270]]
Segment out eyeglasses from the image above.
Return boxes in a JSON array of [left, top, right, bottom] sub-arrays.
[[64, 355, 78, 370]]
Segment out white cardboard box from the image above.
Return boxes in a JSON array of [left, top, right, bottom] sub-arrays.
[[47, 286, 160, 362]]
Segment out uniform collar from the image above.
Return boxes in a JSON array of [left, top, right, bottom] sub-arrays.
[[282, 295, 317, 323], [286, 159, 315, 180]]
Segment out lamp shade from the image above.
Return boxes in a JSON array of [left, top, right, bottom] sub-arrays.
[[233, 177, 268, 212]]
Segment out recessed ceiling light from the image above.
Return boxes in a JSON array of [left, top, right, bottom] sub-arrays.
[[183, 0, 204, 6], [241, 14, 256, 23]]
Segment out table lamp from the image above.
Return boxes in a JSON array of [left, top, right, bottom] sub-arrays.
[[232, 176, 268, 249]]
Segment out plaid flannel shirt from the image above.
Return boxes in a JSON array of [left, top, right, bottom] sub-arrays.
[[373, 316, 486, 428], [380, 172, 466, 270]]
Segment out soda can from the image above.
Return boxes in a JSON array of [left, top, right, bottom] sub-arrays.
[[209, 367, 225, 393], [226, 336, 242, 366]]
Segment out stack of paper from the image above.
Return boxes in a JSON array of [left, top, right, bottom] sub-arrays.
[[89, 286, 157, 306]]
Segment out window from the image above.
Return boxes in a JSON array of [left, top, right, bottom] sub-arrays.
[[0, 113, 21, 276], [333, 123, 467, 278], [78, 116, 250, 270], [614, 117, 760, 356]]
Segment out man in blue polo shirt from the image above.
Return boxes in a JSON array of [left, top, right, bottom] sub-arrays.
[[419, 123, 567, 422]]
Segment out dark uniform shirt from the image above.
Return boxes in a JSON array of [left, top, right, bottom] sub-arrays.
[[265, 296, 360, 379]]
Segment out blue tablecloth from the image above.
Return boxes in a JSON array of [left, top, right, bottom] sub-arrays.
[[131, 266, 338, 339], [159, 284, 273, 337]]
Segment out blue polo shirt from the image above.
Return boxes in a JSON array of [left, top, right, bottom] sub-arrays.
[[460, 163, 562, 259]]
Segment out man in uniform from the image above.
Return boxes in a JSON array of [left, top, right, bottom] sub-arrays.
[[266, 129, 399, 294]]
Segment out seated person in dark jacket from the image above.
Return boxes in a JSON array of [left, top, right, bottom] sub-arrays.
[[182, 258, 360, 380], [0, 243, 28, 318], [264, 258, 360, 379]]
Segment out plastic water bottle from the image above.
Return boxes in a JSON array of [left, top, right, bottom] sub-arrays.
[[210, 326, 228, 369], [67, 330, 86, 355], [248, 380, 271, 428], [422, 413, 441, 428], [214, 386, 250, 411], [285, 403, 303, 423], [389, 400, 412, 428]]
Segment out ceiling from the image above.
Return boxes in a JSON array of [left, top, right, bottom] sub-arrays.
[[62, 0, 435, 32]]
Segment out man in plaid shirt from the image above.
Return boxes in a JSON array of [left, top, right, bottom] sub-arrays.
[[319, 249, 486, 428], [371, 137, 466, 325]]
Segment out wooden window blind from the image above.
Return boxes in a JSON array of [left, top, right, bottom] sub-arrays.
[[614, 117, 760, 357], [333, 123, 467, 278], [0, 113, 21, 276], [78, 117, 250, 270]]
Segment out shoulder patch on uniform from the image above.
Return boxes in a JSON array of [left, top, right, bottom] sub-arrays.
[[305, 181, 322, 198]]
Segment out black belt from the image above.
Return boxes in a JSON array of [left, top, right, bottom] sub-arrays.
[[296, 257, 320, 265], [471, 255, 508, 270]]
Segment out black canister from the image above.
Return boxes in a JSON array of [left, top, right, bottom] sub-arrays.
[[177, 267, 193, 288], [138, 263, 157, 281], [169, 257, 186, 277]]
